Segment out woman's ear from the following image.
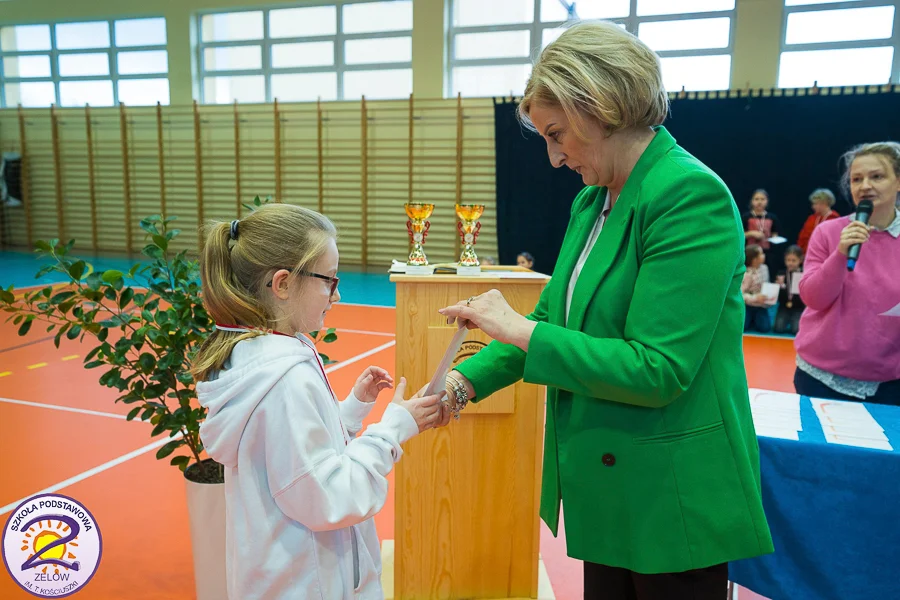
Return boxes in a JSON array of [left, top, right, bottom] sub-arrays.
[[268, 269, 293, 300]]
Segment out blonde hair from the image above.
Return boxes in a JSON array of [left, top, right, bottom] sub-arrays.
[[841, 141, 900, 195], [518, 21, 668, 138], [808, 188, 836, 207], [191, 203, 337, 382]]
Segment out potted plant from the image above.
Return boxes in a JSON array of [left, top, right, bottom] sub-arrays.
[[1, 208, 338, 599]]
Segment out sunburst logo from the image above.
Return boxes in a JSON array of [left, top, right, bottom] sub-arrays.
[[2, 494, 102, 598]]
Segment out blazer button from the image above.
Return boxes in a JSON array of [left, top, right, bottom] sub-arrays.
[[602, 453, 616, 467]]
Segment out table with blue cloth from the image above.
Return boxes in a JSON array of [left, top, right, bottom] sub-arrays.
[[730, 393, 900, 600]]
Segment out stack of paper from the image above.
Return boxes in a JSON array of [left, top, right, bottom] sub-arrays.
[[811, 398, 893, 451], [749, 389, 802, 440]]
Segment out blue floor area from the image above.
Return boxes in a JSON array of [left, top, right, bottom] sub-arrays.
[[0, 250, 396, 307]]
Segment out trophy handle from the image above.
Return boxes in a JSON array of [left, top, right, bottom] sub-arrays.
[[406, 220, 414, 241], [472, 221, 481, 243], [422, 221, 431, 241], [457, 220, 465, 242]]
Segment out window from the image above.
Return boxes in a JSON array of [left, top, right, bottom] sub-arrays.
[[778, 1, 899, 87], [0, 18, 169, 108], [198, 0, 413, 104], [448, 0, 736, 97]]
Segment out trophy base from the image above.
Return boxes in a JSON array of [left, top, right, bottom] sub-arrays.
[[456, 266, 482, 276], [405, 265, 434, 276]]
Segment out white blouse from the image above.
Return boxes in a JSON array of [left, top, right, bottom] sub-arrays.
[[566, 191, 612, 325]]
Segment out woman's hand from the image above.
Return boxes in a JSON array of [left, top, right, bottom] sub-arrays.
[[838, 221, 873, 257], [353, 366, 393, 403], [746, 230, 765, 241], [438, 290, 537, 351]]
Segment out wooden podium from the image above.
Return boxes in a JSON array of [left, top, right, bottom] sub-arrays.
[[390, 268, 550, 600]]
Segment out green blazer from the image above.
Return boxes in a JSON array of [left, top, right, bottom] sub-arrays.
[[456, 127, 774, 573]]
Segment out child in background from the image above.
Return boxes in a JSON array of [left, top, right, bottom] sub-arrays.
[[516, 252, 535, 269], [742, 244, 774, 333], [773, 245, 806, 335], [192, 204, 448, 600]]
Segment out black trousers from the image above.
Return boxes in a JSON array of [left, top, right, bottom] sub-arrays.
[[794, 367, 900, 406], [584, 562, 729, 600]]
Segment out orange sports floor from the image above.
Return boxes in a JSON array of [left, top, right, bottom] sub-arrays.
[[0, 297, 794, 599]]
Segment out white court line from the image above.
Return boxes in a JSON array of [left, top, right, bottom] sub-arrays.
[[337, 302, 394, 309], [0, 397, 131, 420], [325, 340, 396, 374], [0, 434, 183, 516], [337, 328, 395, 337]]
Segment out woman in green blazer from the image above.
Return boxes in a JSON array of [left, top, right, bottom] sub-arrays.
[[438, 22, 773, 600]]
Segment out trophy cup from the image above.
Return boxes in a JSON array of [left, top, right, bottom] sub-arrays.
[[455, 203, 485, 275], [404, 203, 435, 275]]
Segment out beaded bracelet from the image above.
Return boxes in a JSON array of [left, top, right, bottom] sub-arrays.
[[444, 374, 469, 420]]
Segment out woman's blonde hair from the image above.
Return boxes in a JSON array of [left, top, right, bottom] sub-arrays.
[[808, 188, 836, 207], [191, 203, 336, 382], [841, 141, 900, 195], [518, 21, 668, 138]]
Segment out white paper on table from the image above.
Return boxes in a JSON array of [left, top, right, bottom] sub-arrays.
[[424, 325, 468, 397], [750, 388, 801, 409], [790, 271, 803, 295], [823, 432, 893, 451], [812, 398, 880, 423], [880, 301, 900, 317], [820, 423, 888, 440], [755, 427, 800, 441], [767, 235, 788, 244], [761, 282, 779, 303]]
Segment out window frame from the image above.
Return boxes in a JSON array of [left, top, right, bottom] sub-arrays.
[[446, 0, 737, 97], [0, 17, 169, 108], [778, 0, 900, 87], [196, 0, 414, 104]]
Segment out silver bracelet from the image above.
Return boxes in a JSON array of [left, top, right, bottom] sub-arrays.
[[444, 374, 469, 420]]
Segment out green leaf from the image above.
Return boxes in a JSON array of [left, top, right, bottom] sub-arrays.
[[138, 352, 156, 372], [126, 407, 142, 421], [85, 360, 105, 369], [85, 272, 103, 291], [155, 439, 183, 460], [14, 315, 23, 325], [34, 240, 52, 253], [102, 270, 124, 284], [66, 325, 82, 340], [98, 328, 109, 342], [166, 229, 181, 241], [323, 332, 337, 343], [151, 234, 168, 250], [67, 260, 86, 281], [118, 288, 135, 309], [170, 455, 190, 468], [50, 291, 75, 305], [18, 319, 32, 336], [0, 289, 14, 303], [142, 245, 164, 260]]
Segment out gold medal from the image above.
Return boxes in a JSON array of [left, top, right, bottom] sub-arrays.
[[787, 301, 793, 309]]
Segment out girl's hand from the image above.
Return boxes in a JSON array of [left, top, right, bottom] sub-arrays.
[[775, 275, 785, 286], [838, 221, 873, 257], [353, 366, 393, 403], [392, 378, 446, 433]]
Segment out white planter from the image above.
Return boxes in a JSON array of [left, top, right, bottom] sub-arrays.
[[185, 475, 227, 600]]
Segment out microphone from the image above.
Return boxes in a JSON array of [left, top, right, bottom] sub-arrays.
[[847, 199, 873, 272]]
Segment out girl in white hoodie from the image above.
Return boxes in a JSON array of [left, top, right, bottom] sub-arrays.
[[192, 204, 447, 599]]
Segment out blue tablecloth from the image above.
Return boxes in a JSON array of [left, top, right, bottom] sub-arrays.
[[730, 397, 900, 600]]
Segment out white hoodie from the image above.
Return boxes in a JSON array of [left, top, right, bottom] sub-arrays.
[[197, 334, 418, 600]]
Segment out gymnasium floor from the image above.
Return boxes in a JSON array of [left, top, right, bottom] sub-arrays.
[[0, 251, 791, 599]]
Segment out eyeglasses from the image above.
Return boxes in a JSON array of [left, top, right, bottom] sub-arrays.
[[267, 269, 339, 296]]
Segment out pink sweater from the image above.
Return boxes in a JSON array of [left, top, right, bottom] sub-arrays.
[[795, 215, 900, 382]]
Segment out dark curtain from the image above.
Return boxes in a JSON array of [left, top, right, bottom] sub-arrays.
[[494, 93, 900, 272]]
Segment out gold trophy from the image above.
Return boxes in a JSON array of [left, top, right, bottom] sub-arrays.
[[455, 203, 485, 272], [404, 203, 434, 270]]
